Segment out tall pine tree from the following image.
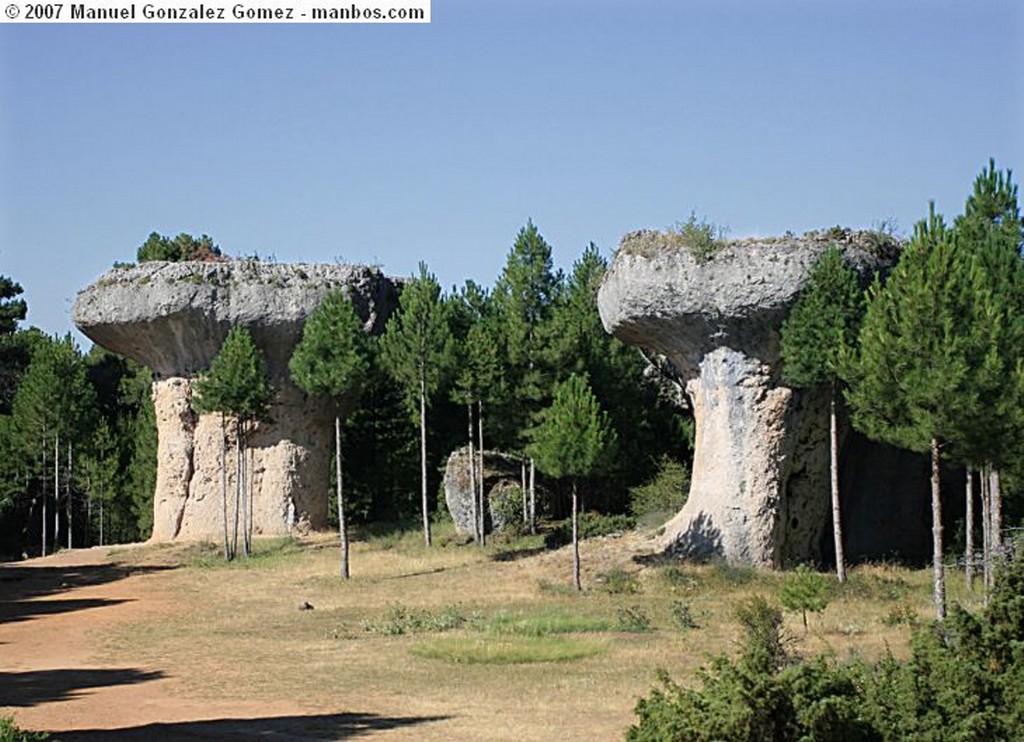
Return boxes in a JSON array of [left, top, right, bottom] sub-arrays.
[[780, 245, 866, 582], [845, 204, 970, 620], [290, 290, 370, 578], [193, 326, 274, 559], [380, 262, 454, 547], [529, 373, 617, 591]]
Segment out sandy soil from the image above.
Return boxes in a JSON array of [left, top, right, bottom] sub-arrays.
[[0, 545, 391, 741]]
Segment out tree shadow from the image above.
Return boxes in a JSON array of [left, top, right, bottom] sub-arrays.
[[490, 545, 548, 562], [660, 512, 723, 563], [0, 667, 165, 707], [0, 597, 133, 624], [0, 562, 176, 604], [53, 711, 452, 740]]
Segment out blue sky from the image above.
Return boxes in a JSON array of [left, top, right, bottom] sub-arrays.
[[1, 0, 1022, 340]]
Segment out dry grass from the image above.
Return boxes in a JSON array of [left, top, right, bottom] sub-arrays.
[[92, 524, 977, 740]]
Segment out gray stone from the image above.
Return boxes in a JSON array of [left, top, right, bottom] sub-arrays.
[[444, 446, 524, 535], [597, 229, 910, 566], [73, 260, 399, 541]]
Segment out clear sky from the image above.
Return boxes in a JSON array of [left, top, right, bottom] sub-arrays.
[[1, 0, 1022, 341]]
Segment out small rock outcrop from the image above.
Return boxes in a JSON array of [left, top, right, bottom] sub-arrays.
[[443, 447, 525, 535], [74, 260, 399, 541], [597, 229, 947, 567]]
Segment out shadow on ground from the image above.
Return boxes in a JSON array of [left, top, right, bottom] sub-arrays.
[[0, 562, 176, 604], [0, 667, 165, 707], [51, 712, 452, 741]]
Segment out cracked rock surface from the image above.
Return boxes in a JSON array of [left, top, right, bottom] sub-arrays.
[[598, 229, 951, 566], [74, 261, 398, 541]]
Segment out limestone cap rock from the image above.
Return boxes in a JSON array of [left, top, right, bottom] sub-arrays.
[[72, 260, 398, 379]]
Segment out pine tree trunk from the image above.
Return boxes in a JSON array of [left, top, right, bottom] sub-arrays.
[[572, 479, 581, 592], [931, 437, 946, 621], [990, 468, 1002, 558], [478, 400, 485, 547], [67, 441, 72, 550], [419, 377, 431, 548], [336, 415, 349, 579], [521, 459, 528, 526], [233, 421, 241, 558], [221, 414, 230, 560], [829, 387, 845, 583], [529, 458, 536, 535], [54, 435, 60, 550], [965, 468, 974, 591], [468, 403, 478, 545], [981, 468, 992, 592], [41, 438, 47, 557], [99, 492, 104, 548]]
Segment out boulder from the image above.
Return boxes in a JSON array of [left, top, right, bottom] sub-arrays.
[[597, 228, 959, 566], [73, 260, 399, 541], [443, 447, 525, 535]]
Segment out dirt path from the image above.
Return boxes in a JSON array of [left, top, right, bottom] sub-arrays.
[[0, 546, 385, 741]]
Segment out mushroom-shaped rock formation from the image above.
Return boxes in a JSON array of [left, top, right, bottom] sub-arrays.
[[73, 260, 399, 541], [598, 228, 948, 567]]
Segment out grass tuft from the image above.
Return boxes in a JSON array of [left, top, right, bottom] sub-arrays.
[[410, 636, 607, 665]]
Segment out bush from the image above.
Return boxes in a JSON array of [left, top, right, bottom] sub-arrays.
[[489, 481, 526, 535], [628, 455, 689, 519], [778, 564, 830, 631], [627, 551, 1024, 741], [616, 605, 652, 633], [596, 567, 641, 595], [544, 512, 635, 549], [0, 718, 49, 742], [670, 601, 699, 631], [666, 212, 728, 263]]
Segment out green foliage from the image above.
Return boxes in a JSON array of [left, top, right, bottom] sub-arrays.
[[628, 455, 689, 518], [629, 552, 1024, 741], [597, 567, 642, 594], [485, 609, 613, 636], [193, 326, 273, 423], [410, 635, 606, 665], [779, 564, 830, 631], [0, 277, 28, 414], [670, 601, 700, 631], [290, 290, 369, 405], [528, 373, 617, 481], [543, 512, 635, 548], [488, 482, 525, 535], [667, 211, 728, 262], [0, 717, 50, 742], [360, 603, 469, 635], [781, 245, 866, 388], [381, 261, 454, 414], [136, 231, 221, 262], [616, 605, 653, 633]]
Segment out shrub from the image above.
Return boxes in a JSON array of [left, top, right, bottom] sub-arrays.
[[670, 601, 699, 631], [628, 550, 1024, 741], [596, 567, 641, 595], [778, 564, 830, 631], [0, 718, 49, 742], [666, 212, 728, 263], [616, 605, 652, 633], [628, 455, 689, 519], [543, 512, 635, 549], [489, 481, 526, 535]]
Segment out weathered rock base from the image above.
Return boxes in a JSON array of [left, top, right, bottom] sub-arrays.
[[444, 447, 527, 536], [150, 377, 332, 541]]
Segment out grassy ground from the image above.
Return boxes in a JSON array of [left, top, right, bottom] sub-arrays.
[[93, 523, 984, 740]]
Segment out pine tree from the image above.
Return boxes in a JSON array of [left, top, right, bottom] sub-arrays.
[[193, 326, 274, 559], [493, 221, 561, 446], [845, 203, 971, 620], [290, 291, 370, 578], [11, 335, 96, 554], [380, 262, 455, 547], [529, 373, 617, 590], [0, 276, 29, 415], [952, 159, 1024, 577], [780, 245, 866, 582]]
